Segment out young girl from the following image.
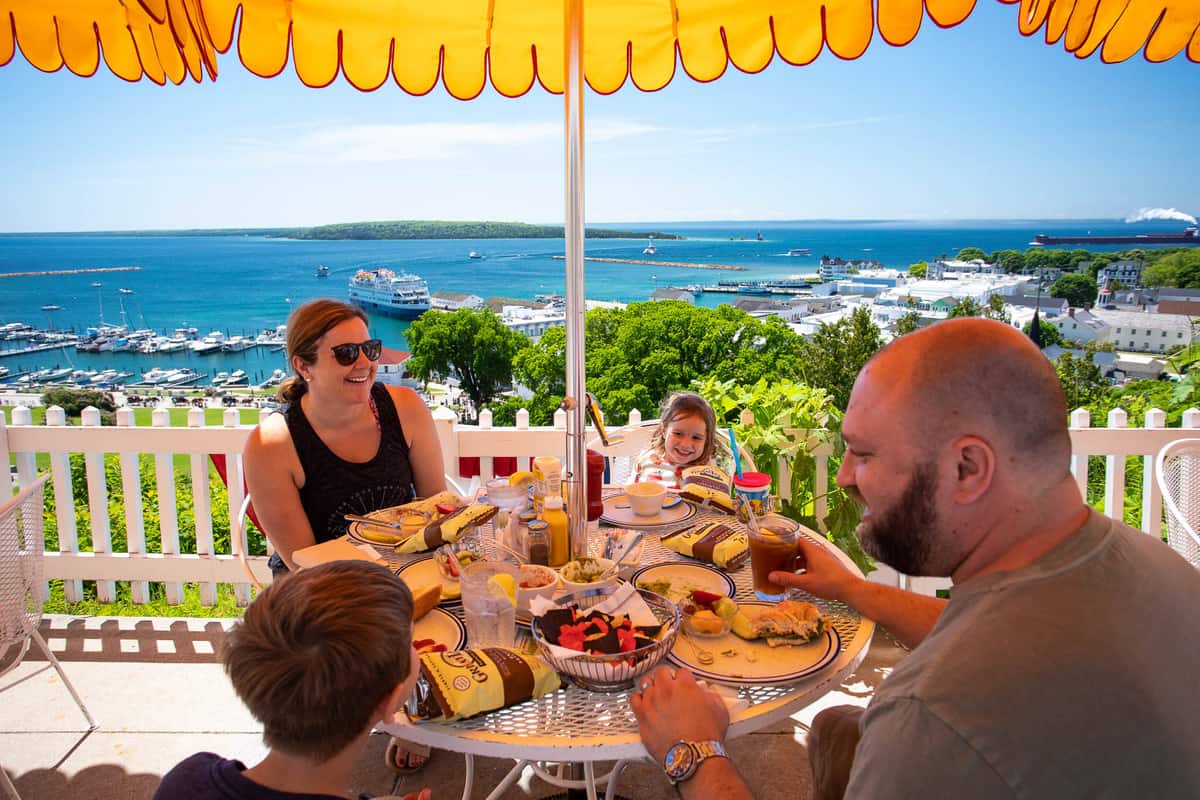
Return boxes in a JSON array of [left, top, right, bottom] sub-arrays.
[[632, 392, 718, 488]]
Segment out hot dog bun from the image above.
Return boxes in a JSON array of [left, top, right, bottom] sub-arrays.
[[409, 583, 441, 622]]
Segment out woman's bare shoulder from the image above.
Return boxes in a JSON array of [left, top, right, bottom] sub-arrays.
[[246, 409, 293, 451], [385, 384, 431, 416]]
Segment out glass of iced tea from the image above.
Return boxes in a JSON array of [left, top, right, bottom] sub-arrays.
[[748, 515, 804, 602]]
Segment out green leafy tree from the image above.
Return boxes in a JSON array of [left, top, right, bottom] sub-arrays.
[[984, 294, 1011, 324], [406, 308, 531, 422], [801, 306, 884, 409], [41, 387, 116, 424], [895, 311, 922, 336], [1022, 317, 1065, 348], [948, 297, 984, 318], [907, 261, 927, 278], [512, 301, 808, 424], [1050, 273, 1098, 308], [992, 249, 1025, 274], [955, 247, 987, 262], [1055, 348, 1108, 410], [694, 376, 871, 574], [1142, 251, 1200, 289]]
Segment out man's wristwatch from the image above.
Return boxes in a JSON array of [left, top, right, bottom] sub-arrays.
[[662, 739, 728, 785]]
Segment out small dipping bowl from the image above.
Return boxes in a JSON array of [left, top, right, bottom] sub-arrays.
[[624, 482, 667, 517]]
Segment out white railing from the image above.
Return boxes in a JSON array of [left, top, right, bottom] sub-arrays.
[[2, 403, 1198, 606]]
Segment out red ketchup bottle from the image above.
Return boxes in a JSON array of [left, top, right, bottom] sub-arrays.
[[586, 449, 606, 522]]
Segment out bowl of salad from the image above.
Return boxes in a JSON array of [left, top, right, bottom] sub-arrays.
[[558, 557, 619, 593]]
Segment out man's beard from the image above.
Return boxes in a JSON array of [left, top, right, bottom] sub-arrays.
[[856, 461, 943, 577]]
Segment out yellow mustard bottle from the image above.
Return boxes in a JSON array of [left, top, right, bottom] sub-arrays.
[[542, 495, 570, 567]]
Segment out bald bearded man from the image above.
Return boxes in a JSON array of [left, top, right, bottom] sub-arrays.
[[631, 318, 1200, 800]]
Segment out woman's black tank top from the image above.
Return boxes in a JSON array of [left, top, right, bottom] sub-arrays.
[[285, 382, 417, 542]]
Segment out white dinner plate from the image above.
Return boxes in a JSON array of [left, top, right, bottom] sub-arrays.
[[666, 601, 841, 686], [412, 606, 467, 653], [394, 556, 461, 606], [601, 494, 697, 529], [628, 562, 736, 605], [346, 511, 423, 548]]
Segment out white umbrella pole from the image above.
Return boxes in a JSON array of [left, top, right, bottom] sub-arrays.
[[563, 0, 588, 557]]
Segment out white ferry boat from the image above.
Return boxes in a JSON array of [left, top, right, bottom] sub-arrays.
[[347, 269, 432, 320]]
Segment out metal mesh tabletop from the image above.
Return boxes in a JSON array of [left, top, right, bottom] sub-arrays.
[[375, 490, 873, 760]]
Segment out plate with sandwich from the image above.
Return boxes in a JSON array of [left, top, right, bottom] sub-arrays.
[[666, 599, 840, 686]]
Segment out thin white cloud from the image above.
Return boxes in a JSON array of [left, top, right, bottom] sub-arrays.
[[234, 118, 679, 164]]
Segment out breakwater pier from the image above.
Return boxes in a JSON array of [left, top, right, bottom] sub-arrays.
[[0, 266, 141, 279], [552, 256, 745, 271]]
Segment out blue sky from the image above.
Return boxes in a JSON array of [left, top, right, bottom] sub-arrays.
[[0, 2, 1196, 232]]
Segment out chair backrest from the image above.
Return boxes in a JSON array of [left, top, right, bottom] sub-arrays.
[[0, 474, 50, 654], [210, 453, 265, 532], [1155, 438, 1200, 568], [586, 423, 756, 486]]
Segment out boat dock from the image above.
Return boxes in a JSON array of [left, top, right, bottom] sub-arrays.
[[0, 341, 76, 358], [0, 266, 142, 279], [552, 256, 746, 271]]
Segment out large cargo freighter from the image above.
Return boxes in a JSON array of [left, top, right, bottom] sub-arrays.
[[1031, 227, 1199, 246], [347, 269, 432, 319]]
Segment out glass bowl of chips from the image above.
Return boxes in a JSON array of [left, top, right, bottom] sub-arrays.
[[530, 586, 680, 692]]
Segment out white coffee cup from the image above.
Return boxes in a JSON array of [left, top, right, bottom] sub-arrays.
[[624, 482, 666, 517]]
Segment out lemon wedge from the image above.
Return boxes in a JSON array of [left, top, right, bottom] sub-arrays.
[[508, 470, 535, 488], [486, 573, 517, 606]]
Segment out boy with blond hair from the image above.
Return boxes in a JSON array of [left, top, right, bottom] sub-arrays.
[[155, 561, 430, 800]]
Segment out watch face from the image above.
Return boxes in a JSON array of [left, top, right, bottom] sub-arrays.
[[664, 742, 696, 780]]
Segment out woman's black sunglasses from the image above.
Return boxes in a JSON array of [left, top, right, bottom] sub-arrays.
[[329, 338, 383, 366]]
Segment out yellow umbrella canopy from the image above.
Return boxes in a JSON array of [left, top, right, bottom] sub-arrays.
[[2, 0, 1195, 91]]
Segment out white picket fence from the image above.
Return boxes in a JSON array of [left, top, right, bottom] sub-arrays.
[[2, 403, 1197, 606]]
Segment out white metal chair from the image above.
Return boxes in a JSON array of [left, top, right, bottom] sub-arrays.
[[1155, 438, 1200, 568], [1, 475, 97, 799]]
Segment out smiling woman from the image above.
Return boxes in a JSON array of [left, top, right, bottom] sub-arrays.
[[242, 299, 447, 575]]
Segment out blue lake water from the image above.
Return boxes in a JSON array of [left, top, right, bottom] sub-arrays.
[[0, 219, 1188, 385]]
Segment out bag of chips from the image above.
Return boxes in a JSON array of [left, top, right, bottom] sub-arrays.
[[405, 647, 562, 722], [660, 520, 749, 570], [395, 503, 499, 553], [678, 465, 736, 513]]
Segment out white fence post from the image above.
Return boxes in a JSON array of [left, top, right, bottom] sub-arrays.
[[477, 409, 495, 482], [1140, 408, 1166, 536], [628, 409, 643, 426], [224, 408, 252, 606], [81, 406, 115, 602], [1183, 409, 1200, 431], [11, 407, 37, 488], [0, 410, 13, 500], [153, 407, 184, 604], [1069, 408, 1090, 500], [1103, 408, 1127, 522], [431, 406, 459, 479], [515, 409, 531, 472], [188, 408, 216, 606], [117, 407, 150, 604], [45, 406, 82, 602]]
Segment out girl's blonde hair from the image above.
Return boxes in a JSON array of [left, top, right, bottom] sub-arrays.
[[277, 299, 369, 403], [649, 392, 718, 466]]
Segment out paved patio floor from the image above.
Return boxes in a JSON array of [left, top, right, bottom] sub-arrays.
[[1, 615, 907, 799]]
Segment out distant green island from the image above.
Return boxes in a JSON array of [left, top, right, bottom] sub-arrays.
[[287, 220, 683, 240], [6, 221, 682, 240]]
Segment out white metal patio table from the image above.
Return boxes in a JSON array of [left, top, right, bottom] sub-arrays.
[[375, 494, 875, 800]]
